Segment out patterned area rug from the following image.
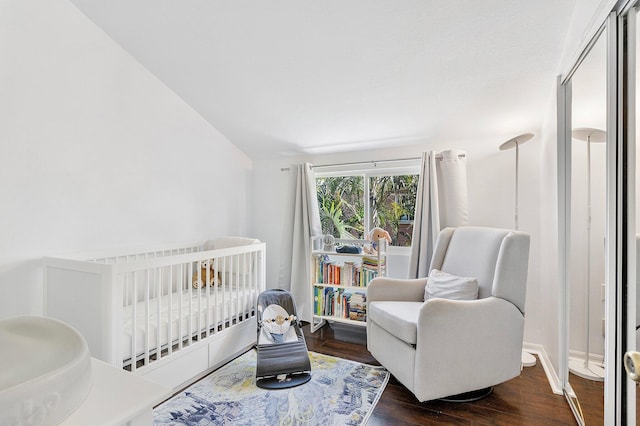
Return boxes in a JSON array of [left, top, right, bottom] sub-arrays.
[[153, 350, 389, 425]]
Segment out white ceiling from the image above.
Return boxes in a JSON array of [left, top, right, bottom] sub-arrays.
[[70, 0, 576, 160]]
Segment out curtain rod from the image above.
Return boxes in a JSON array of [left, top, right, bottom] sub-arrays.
[[279, 153, 465, 172]]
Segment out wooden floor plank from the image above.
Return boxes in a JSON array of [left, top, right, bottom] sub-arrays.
[[568, 373, 604, 425], [303, 322, 580, 425]]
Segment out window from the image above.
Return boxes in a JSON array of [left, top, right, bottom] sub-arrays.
[[316, 175, 365, 239], [315, 165, 419, 247]]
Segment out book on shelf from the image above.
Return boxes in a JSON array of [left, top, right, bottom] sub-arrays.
[[313, 287, 367, 322], [313, 254, 380, 287], [348, 309, 366, 322], [362, 255, 386, 269], [348, 292, 367, 322]]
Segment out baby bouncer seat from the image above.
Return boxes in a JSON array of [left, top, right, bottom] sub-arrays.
[[255, 288, 312, 389]]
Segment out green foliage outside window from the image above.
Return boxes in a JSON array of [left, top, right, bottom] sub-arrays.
[[316, 174, 419, 246], [316, 176, 364, 239], [369, 175, 418, 246]]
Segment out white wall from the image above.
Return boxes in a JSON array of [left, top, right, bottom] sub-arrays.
[[252, 137, 544, 345], [0, 0, 253, 319]]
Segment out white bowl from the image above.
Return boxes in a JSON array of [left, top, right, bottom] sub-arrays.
[[0, 316, 92, 426]]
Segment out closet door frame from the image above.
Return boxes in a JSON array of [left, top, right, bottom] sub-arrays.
[[557, 11, 626, 425], [621, 2, 638, 423]]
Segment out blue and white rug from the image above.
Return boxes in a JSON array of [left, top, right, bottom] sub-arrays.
[[153, 350, 389, 425]]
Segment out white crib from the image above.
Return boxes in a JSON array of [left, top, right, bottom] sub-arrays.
[[44, 237, 266, 390]]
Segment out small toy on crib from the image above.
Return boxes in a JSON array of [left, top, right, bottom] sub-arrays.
[[192, 259, 219, 288], [364, 227, 392, 254]]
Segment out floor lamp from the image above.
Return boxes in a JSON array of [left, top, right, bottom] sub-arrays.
[[500, 132, 536, 367], [569, 127, 606, 381]]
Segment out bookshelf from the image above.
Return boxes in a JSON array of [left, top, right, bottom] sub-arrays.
[[309, 236, 387, 333]]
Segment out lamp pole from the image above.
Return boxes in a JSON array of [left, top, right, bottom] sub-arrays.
[[500, 132, 535, 366], [568, 127, 606, 381], [499, 132, 534, 230]]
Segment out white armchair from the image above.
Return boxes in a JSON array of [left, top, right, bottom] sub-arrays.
[[367, 226, 530, 402]]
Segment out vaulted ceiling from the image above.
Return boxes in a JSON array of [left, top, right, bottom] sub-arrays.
[[70, 0, 576, 159]]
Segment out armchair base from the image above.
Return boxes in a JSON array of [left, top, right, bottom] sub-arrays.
[[439, 386, 493, 403]]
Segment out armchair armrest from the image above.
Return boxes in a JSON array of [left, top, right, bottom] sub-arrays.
[[413, 296, 524, 401], [417, 296, 523, 338], [367, 277, 427, 303]]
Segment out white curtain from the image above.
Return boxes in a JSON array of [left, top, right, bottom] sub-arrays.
[[409, 150, 468, 278], [437, 149, 469, 227], [279, 163, 321, 322]]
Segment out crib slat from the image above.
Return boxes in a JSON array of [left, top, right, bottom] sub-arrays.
[[246, 253, 251, 321], [145, 269, 150, 367], [168, 265, 173, 357], [235, 253, 239, 321], [229, 254, 233, 327], [214, 259, 219, 334], [245, 252, 250, 320], [205, 262, 211, 338], [131, 272, 137, 373], [197, 263, 202, 342], [253, 251, 258, 318], [254, 252, 258, 317], [178, 263, 184, 352], [238, 253, 248, 321], [188, 262, 193, 346], [156, 267, 162, 363], [221, 255, 227, 332], [243, 252, 248, 321], [249, 252, 253, 320], [228, 255, 232, 328], [234, 254, 238, 322], [124, 267, 129, 312]]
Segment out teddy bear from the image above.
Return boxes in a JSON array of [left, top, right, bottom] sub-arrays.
[[364, 227, 392, 254], [192, 259, 219, 288]]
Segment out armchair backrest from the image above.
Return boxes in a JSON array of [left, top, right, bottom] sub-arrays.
[[428, 226, 530, 313]]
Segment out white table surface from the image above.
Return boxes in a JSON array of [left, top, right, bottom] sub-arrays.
[[61, 358, 172, 426]]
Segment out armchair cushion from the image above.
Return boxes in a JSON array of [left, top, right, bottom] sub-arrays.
[[369, 301, 423, 345], [424, 269, 478, 302]]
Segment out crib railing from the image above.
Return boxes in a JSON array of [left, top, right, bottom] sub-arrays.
[[44, 240, 266, 375], [112, 244, 265, 371]]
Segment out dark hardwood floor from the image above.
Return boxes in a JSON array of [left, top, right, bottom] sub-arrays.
[[304, 322, 579, 425], [568, 373, 603, 425]]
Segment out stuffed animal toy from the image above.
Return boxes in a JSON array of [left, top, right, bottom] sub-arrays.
[[364, 227, 392, 254], [192, 259, 219, 288]]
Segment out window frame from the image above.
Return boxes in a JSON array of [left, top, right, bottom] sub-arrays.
[[314, 160, 421, 254]]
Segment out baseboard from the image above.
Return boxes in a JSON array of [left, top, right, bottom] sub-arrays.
[[523, 342, 562, 395], [568, 349, 604, 365]]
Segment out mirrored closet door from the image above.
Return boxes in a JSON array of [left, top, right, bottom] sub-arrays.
[[560, 6, 640, 423], [562, 27, 608, 426]]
